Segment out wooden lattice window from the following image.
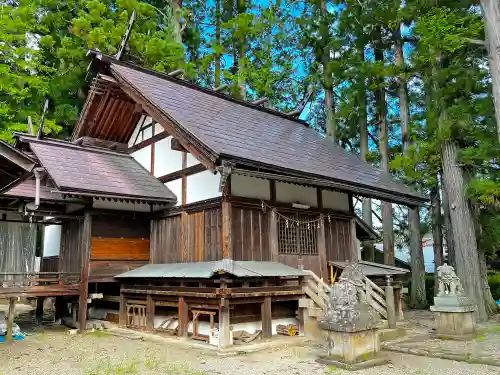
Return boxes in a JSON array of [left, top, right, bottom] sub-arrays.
[[278, 214, 318, 255]]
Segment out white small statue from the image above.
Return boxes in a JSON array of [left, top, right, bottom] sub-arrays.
[[436, 263, 464, 297]]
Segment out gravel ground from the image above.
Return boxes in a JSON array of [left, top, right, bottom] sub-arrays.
[[1, 328, 499, 375]]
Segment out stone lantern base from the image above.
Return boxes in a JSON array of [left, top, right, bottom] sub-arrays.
[[430, 305, 477, 339], [316, 328, 389, 370]]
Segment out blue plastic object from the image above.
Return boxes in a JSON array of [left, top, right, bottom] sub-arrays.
[[0, 333, 25, 343]]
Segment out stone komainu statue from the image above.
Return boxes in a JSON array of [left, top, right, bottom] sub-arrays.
[[436, 263, 465, 297], [318, 263, 379, 333]]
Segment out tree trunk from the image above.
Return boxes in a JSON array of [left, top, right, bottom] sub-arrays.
[[215, 0, 221, 88], [440, 140, 487, 321], [409, 207, 427, 307], [171, 0, 183, 44], [430, 184, 444, 296], [440, 172, 455, 266], [359, 55, 374, 261], [395, 25, 425, 303], [238, 42, 246, 100], [374, 33, 394, 266], [480, 0, 500, 143], [321, 0, 335, 142]]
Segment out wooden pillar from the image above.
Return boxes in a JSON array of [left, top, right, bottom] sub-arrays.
[[222, 201, 232, 259], [119, 287, 126, 327], [6, 298, 16, 343], [317, 214, 327, 279], [394, 285, 404, 320], [261, 296, 272, 339], [177, 296, 188, 337], [78, 211, 92, 333], [349, 218, 359, 262], [72, 302, 78, 327], [35, 297, 45, 325], [218, 302, 231, 347], [146, 294, 155, 331], [269, 209, 279, 262], [385, 276, 396, 329]]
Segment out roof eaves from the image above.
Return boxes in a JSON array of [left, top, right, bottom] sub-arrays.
[[230, 165, 428, 207], [53, 189, 176, 204]]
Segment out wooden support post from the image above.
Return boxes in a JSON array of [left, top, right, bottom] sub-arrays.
[[35, 297, 45, 325], [317, 214, 327, 280], [222, 201, 232, 259], [385, 276, 396, 329], [349, 218, 359, 262], [79, 211, 92, 333], [72, 302, 78, 327], [177, 296, 188, 337], [119, 289, 126, 327], [146, 294, 155, 331], [394, 285, 404, 320], [269, 209, 279, 262], [6, 298, 16, 343], [218, 302, 231, 347], [261, 296, 272, 339]]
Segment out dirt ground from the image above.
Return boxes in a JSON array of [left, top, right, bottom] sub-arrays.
[[1, 328, 499, 375]]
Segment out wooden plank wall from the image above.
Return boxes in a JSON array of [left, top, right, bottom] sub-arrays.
[[150, 207, 222, 263], [325, 217, 352, 262], [231, 207, 270, 261], [40, 256, 59, 273], [59, 219, 83, 273], [89, 213, 151, 279]]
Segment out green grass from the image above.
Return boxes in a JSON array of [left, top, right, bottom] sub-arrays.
[[477, 324, 500, 335], [86, 330, 111, 338], [85, 360, 140, 375], [85, 359, 207, 375]]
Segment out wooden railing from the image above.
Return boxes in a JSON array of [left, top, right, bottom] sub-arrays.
[[301, 270, 389, 321], [0, 272, 81, 288], [364, 276, 388, 319]]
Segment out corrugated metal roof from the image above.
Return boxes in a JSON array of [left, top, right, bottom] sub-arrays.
[[329, 260, 409, 276], [115, 260, 306, 279]]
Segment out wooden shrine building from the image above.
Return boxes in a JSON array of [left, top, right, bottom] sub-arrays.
[[0, 50, 424, 343]]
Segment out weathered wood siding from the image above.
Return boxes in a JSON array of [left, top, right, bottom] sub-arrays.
[[89, 213, 151, 279], [231, 207, 270, 261], [325, 218, 352, 262], [150, 207, 222, 263], [278, 254, 322, 277], [59, 219, 83, 273], [40, 256, 59, 273]]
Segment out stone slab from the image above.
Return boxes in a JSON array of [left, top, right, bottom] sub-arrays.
[[433, 295, 472, 307], [430, 305, 476, 313], [316, 356, 389, 371], [323, 328, 380, 364]]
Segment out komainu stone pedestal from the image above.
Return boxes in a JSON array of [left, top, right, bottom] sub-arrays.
[[430, 263, 477, 340], [316, 263, 388, 370], [430, 305, 477, 339]]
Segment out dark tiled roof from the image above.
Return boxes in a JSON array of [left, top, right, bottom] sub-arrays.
[[111, 63, 425, 205], [25, 138, 176, 202], [4, 178, 66, 202]]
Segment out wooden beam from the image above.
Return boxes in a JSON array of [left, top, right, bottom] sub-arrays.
[[158, 163, 206, 183], [270, 180, 276, 203], [146, 294, 155, 331], [261, 296, 272, 338], [78, 211, 92, 333], [6, 297, 15, 343], [317, 214, 327, 279], [171, 138, 187, 152], [218, 305, 231, 347], [349, 218, 359, 262], [128, 131, 168, 153], [119, 286, 126, 326], [317, 188, 323, 209], [269, 210, 279, 262], [181, 152, 187, 205], [177, 296, 188, 337], [221, 201, 232, 259]]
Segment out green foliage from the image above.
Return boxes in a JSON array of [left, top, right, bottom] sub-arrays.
[[488, 271, 500, 301]]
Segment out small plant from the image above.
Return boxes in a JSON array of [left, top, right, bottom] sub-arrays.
[[87, 330, 111, 339]]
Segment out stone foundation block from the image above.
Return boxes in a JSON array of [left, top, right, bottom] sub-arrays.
[[323, 328, 380, 364], [430, 305, 476, 339]]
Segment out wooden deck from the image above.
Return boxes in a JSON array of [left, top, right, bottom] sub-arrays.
[[0, 272, 81, 298]]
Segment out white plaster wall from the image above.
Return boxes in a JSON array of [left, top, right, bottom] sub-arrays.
[[131, 145, 151, 172], [153, 136, 183, 177], [322, 190, 350, 211], [186, 152, 199, 167], [43, 224, 61, 257], [276, 181, 317, 207], [186, 171, 221, 204], [231, 174, 271, 200], [165, 179, 182, 206]]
